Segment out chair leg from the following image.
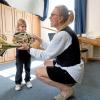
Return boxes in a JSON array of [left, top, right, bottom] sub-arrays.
[[80, 48, 88, 63], [81, 52, 88, 63]]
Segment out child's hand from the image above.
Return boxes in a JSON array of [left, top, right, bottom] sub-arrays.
[[18, 43, 29, 50]]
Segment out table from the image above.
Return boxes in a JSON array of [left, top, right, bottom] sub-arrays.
[[78, 37, 100, 47], [78, 37, 100, 61]]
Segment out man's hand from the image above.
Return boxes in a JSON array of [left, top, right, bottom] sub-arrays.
[[44, 60, 54, 66], [32, 34, 42, 44]]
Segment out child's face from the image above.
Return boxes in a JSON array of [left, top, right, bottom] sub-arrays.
[[18, 24, 26, 32]]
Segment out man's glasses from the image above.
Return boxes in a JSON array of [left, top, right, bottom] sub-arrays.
[[50, 13, 59, 17]]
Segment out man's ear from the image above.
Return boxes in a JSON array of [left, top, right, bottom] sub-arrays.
[[58, 16, 64, 22]]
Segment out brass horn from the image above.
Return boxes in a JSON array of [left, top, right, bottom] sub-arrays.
[[0, 34, 20, 56]]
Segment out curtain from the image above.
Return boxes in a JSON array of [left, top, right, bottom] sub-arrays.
[[74, 0, 87, 34], [39, 0, 49, 21], [0, 0, 10, 6]]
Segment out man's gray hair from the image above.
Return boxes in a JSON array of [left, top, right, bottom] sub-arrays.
[[55, 5, 69, 21]]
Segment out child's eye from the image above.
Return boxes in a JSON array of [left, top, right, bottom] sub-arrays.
[[22, 26, 26, 28]]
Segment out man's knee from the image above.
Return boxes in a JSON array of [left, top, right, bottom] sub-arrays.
[[35, 67, 47, 79]]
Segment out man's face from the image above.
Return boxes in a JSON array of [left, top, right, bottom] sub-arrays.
[[49, 8, 60, 28]]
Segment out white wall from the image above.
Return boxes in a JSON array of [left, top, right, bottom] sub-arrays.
[[6, 0, 44, 17], [86, 0, 100, 37]]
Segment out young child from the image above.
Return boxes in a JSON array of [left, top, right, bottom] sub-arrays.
[[14, 18, 32, 91]]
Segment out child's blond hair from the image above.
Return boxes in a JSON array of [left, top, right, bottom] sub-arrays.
[[16, 18, 26, 31]]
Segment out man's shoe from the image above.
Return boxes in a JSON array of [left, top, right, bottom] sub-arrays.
[[15, 84, 21, 91], [26, 81, 32, 88], [54, 88, 74, 100], [54, 94, 73, 100]]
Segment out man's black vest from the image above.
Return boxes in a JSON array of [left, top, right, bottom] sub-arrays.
[[56, 27, 80, 67]]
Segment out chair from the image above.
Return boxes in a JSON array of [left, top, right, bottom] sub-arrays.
[[80, 48, 88, 63]]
